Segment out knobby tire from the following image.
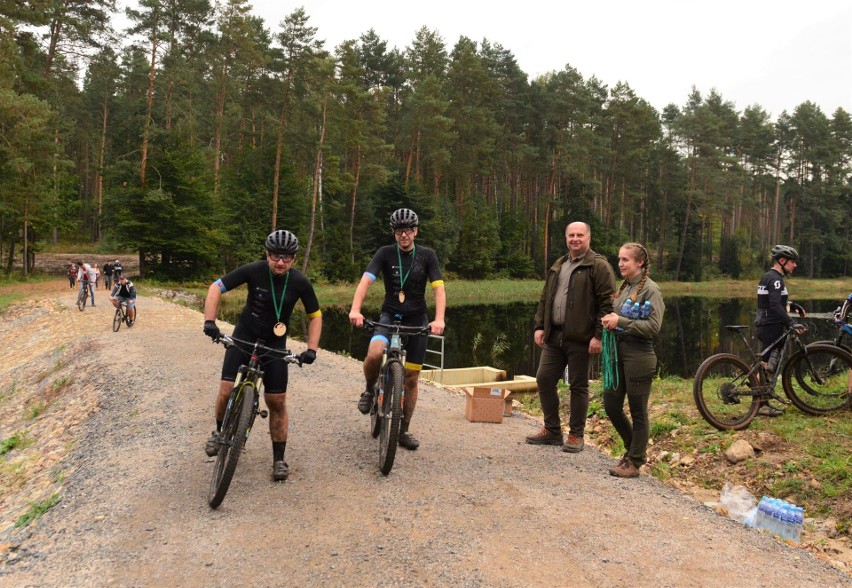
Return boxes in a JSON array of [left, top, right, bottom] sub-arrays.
[[77, 287, 87, 311], [782, 343, 852, 414], [370, 382, 382, 439], [112, 307, 123, 332], [693, 353, 760, 430], [208, 382, 255, 508], [378, 360, 404, 475]]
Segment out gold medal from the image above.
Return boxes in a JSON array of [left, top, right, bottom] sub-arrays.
[[273, 322, 287, 337], [398, 291, 405, 303]]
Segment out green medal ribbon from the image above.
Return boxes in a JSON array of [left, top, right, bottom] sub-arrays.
[[396, 244, 416, 295], [269, 268, 289, 332]]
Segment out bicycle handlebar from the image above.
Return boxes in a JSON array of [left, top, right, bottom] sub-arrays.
[[215, 333, 303, 367], [362, 319, 431, 337]]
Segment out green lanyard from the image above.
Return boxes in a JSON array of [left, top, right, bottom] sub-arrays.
[[396, 244, 416, 292], [268, 268, 290, 323]]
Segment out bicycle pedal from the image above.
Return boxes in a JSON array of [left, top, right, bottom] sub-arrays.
[[258, 410, 269, 418]]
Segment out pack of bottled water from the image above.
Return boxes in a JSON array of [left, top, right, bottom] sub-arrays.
[[620, 298, 652, 320], [747, 496, 804, 544]]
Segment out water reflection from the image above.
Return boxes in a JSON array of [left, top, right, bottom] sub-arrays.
[[249, 298, 843, 379]]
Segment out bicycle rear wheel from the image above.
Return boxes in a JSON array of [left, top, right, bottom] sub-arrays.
[[112, 307, 123, 332], [208, 382, 255, 508], [378, 360, 404, 475], [782, 343, 852, 414], [693, 353, 760, 430]]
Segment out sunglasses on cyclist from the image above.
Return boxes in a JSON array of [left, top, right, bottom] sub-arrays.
[[393, 228, 416, 236], [268, 252, 295, 262]]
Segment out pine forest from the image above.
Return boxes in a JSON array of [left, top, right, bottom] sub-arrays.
[[1, 0, 850, 281]]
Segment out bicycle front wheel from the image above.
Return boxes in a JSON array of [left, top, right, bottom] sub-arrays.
[[77, 288, 87, 311], [209, 382, 255, 508], [378, 360, 404, 475], [112, 307, 123, 332], [782, 343, 852, 414], [369, 383, 381, 439], [693, 353, 760, 431]]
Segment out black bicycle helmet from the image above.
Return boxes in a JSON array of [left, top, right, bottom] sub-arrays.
[[771, 244, 799, 261], [266, 229, 299, 254], [389, 208, 419, 229]]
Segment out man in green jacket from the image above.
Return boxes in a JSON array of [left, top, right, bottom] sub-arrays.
[[526, 221, 616, 452]]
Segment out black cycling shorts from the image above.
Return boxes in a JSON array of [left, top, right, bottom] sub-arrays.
[[370, 312, 430, 371], [221, 324, 289, 394]]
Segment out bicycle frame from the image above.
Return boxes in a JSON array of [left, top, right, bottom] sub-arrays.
[[732, 324, 807, 390]]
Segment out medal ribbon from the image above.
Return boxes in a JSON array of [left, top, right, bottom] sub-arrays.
[[268, 268, 290, 325], [396, 244, 416, 293]]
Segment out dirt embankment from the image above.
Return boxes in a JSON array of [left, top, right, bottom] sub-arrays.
[[0, 282, 849, 586]]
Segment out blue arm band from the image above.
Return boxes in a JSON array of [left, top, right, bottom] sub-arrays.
[[215, 279, 227, 293], [363, 272, 377, 282]]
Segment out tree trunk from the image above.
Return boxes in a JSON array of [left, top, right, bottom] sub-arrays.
[[141, 21, 159, 188], [96, 96, 109, 241], [349, 144, 362, 264], [271, 101, 289, 229], [302, 94, 328, 274]]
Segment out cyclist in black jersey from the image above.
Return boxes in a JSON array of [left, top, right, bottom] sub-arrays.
[[349, 208, 446, 450], [202, 230, 322, 481], [754, 244, 806, 417]]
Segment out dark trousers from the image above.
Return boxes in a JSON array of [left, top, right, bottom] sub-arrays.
[[535, 331, 591, 437], [603, 341, 656, 467]]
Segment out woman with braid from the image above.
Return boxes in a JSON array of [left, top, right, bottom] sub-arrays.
[[600, 243, 665, 478]]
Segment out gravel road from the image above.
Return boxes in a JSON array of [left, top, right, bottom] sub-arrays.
[[0, 287, 848, 587]]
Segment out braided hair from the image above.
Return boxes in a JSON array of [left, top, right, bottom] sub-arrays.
[[615, 242, 650, 300]]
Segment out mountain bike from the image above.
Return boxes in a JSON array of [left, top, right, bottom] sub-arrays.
[[363, 319, 431, 475], [76, 280, 90, 311], [112, 300, 137, 331], [208, 333, 302, 508], [693, 323, 852, 430]]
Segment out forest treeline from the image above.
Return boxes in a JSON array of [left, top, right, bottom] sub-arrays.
[[0, 1, 849, 281]]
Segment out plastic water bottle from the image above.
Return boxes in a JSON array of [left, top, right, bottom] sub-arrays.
[[780, 504, 793, 540], [769, 499, 784, 535], [755, 496, 769, 530], [620, 298, 632, 317], [792, 507, 804, 544], [639, 301, 651, 319], [631, 302, 640, 319]]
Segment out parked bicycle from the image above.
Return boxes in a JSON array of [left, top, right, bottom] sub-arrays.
[[76, 280, 90, 311], [208, 333, 302, 508], [693, 323, 852, 430], [829, 293, 852, 352], [112, 300, 137, 331], [362, 319, 430, 475]]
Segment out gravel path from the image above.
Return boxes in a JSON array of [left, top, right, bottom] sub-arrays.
[[0, 286, 848, 587]]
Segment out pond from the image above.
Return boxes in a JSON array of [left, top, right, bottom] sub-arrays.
[[223, 297, 846, 380]]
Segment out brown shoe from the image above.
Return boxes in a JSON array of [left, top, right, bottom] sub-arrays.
[[610, 458, 640, 478], [608, 456, 630, 476], [562, 434, 584, 453], [525, 427, 564, 446]]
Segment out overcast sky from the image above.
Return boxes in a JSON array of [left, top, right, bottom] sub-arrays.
[[119, 0, 851, 118]]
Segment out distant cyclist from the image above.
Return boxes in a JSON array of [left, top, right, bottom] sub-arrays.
[[110, 275, 137, 324], [754, 244, 806, 416], [202, 230, 322, 482], [76, 260, 96, 307], [113, 258, 123, 279]]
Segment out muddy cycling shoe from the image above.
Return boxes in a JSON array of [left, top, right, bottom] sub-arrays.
[[357, 389, 374, 415], [204, 431, 220, 457], [272, 460, 289, 481], [398, 432, 420, 450], [758, 402, 784, 417]]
